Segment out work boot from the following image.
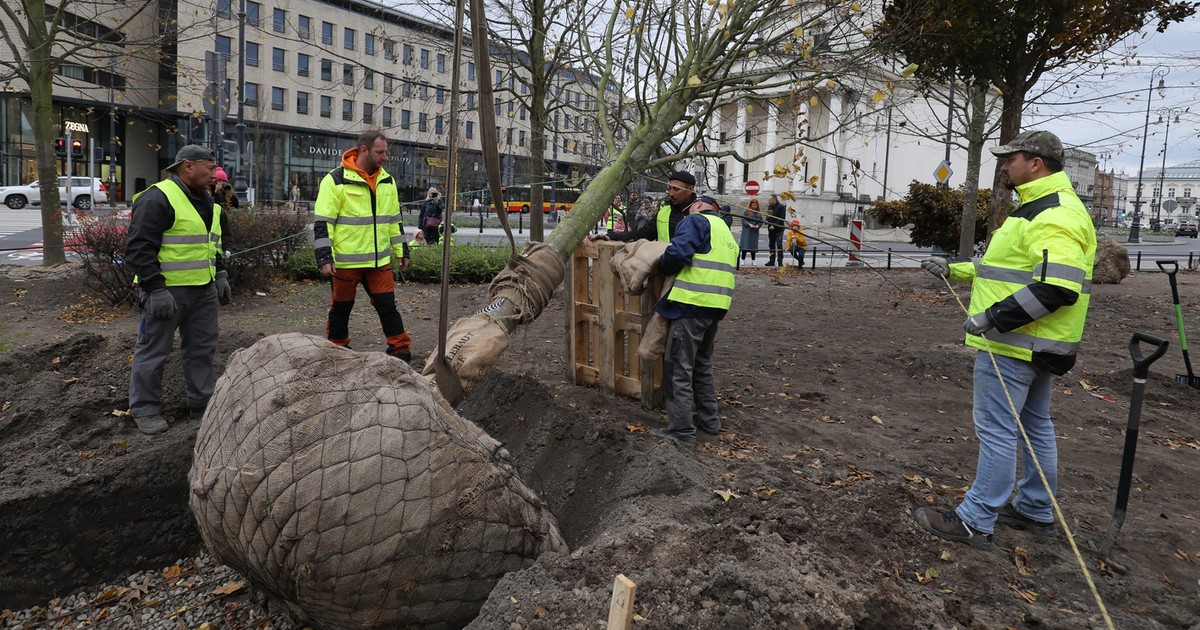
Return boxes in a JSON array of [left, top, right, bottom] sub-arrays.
[[997, 504, 1056, 538], [649, 427, 696, 448], [134, 414, 169, 435], [914, 508, 993, 548], [187, 399, 209, 421], [766, 257, 775, 266]]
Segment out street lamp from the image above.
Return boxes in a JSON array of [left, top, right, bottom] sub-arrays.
[[1153, 106, 1185, 230], [1128, 66, 1168, 243]]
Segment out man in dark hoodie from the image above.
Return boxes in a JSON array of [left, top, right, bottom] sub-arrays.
[[605, 171, 697, 243], [125, 144, 232, 435]]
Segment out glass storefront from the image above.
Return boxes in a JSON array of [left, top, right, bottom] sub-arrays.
[[0, 96, 125, 199]]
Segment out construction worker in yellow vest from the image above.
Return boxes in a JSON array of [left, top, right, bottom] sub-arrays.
[[649, 194, 738, 448], [915, 130, 1095, 548], [124, 144, 232, 435], [601, 171, 697, 243], [437, 222, 457, 246], [313, 130, 413, 362]]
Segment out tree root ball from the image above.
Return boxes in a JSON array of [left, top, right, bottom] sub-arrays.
[[188, 333, 567, 629]]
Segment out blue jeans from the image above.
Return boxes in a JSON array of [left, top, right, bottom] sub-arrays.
[[955, 352, 1057, 533]]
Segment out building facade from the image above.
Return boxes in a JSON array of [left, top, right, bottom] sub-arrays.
[[0, 0, 607, 205]]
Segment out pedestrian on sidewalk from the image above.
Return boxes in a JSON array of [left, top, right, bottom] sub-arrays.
[[765, 194, 787, 266], [739, 198, 762, 262], [785, 220, 807, 269]]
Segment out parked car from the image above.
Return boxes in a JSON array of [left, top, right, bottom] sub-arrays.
[[0, 177, 109, 211], [1176, 222, 1198, 238]]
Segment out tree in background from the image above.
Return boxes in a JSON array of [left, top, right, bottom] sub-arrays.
[[876, 0, 1196, 233], [870, 181, 993, 256], [0, 0, 168, 265]]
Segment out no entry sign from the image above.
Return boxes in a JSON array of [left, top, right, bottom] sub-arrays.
[[745, 180, 760, 195]]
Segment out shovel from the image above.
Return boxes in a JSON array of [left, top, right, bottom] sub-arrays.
[[1156, 260, 1200, 388], [1101, 332, 1169, 557]]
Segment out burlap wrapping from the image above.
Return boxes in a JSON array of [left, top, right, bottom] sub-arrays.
[[189, 333, 567, 629], [609, 240, 674, 361], [424, 242, 565, 394]]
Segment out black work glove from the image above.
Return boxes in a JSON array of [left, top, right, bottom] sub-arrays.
[[145, 288, 176, 321], [215, 271, 231, 306]]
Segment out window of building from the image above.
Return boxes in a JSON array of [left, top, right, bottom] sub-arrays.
[[322, 21, 334, 45], [506, 128, 513, 145], [436, 85, 444, 104], [216, 35, 231, 58], [297, 91, 310, 115], [466, 121, 474, 139], [320, 95, 332, 118], [719, 130, 727, 144], [565, 89, 572, 104], [507, 101, 514, 116], [245, 82, 259, 106], [1168, 187, 1176, 198], [563, 113, 570, 129], [401, 109, 411, 130], [437, 53, 446, 73], [343, 64, 353, 86], [519, 130, 525, 147], [362, 103, 373, 124], [342, 99, 353, 121], [519, 105, 526, 121], [298, 15, 311, 39], [384, 39, 395, 60], [508, 74, 515, 90], [495, 70, 502, 84], [217, 0, 232, 19], [365, 34, 376, 56], [494, 98, 501, 116], [420, 49, 430, 69], [419, 84, 429, 100], [419, 112, 428, 132], [435, 115, 444, 135], [344, 28, 355, 50], [1153, 187, 1161, 197], [297, 53, 310, 77], [402, 81, 413, 98], [271, 87, 285, 111], [403, 44, 413, 64], [465, 92, 475, 109], [246, 42, 259, 67], [521, 82, 528, 95], [744, 129, 751, 143], [320, 59, 332, 82], [364, 69, 374, 91], [384, 74, 394, 94], [272, 47, 285, 72], [382, 106, 393, 127], [467, 62, 475, 81], [272, 8, 285, 33], [1185, 188, 1193, 198], [245, 1, 260, 26]]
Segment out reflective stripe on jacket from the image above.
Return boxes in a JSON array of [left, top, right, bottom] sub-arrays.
[[313, 166, 403, 268], [152, 179, 222, 287], [667, 213, 738, 311], [948, 171, 1095, 374]]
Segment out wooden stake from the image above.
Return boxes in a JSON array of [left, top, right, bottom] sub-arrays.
[[607, 573, 637, 630]]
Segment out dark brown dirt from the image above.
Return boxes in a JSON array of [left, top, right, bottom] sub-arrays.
[[1, 263, 1199, 628]]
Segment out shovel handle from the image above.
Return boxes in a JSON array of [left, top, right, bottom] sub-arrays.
[[1129, 332, 1170, 379], [1156, 259, 1178, 276]]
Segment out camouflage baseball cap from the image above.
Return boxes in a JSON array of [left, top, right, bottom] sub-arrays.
[[989, 130, 1063, 162]]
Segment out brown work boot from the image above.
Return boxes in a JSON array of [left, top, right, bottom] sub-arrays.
[[914, 508, 993, 548], [997, 504, 1056, 538]]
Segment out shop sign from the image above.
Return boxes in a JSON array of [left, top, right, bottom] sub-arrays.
[[425, 156, 448, 169], [64, 121, 89, 134], [308, 146, 341, 157]]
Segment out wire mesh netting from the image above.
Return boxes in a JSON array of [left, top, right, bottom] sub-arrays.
[[189, 333, 567, 629]]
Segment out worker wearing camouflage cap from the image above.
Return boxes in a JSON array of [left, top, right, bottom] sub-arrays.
[[915, 130, 1096, 547]]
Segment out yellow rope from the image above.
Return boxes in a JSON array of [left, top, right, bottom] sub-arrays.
[[940, 274, 1114, 629]]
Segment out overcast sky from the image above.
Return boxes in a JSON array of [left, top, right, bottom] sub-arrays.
[[1023, 16, 1200, 176]]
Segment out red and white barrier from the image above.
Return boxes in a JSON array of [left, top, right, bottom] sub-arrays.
[[846, 219, 864, 267]]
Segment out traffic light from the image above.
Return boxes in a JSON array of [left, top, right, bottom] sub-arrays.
[[70, 138, 84, 158], [54, 138, 66, 156]]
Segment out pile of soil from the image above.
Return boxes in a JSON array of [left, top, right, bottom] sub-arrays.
[[1, 263, 1198, 628]]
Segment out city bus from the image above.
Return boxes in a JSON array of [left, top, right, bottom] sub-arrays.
[[494, 185, 581, 214]]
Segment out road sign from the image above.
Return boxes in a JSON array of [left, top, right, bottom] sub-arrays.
[[203, 83, 230, 122], [1162, 199, 1178, 213], [934, 160, 953, 184], [745, 180, 760, 195]]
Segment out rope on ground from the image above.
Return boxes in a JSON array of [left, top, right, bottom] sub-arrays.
[[938, 274, 1114, 630]]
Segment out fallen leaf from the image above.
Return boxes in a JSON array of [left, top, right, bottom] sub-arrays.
[[509, 596, 519, 605], [1162, 573, 1175, 586], [1174, 549, 1192, 562], [212, 581, 246, 597], [870, 415, 883, 426], [91, 585, 127, 605], [625, 424, 648, 433], [163, 565, 183, 585], [78, 451, 94, 460], [1014, 546, 1033, 576], [199, 622, 216, 630], [1, 401, 9, 412], [939, 550, 952, 562], [1062, 389, 1073, 396], [63, 377, 78, 385], [714, 489, 739, 502], [111, 409, 131, 417]]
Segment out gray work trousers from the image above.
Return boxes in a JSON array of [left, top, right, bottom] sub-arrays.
[[665, 316, 721, 439], [129, 283, 219, 418]]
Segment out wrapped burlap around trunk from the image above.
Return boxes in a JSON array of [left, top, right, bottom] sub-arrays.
[[189, 332, 567, 630], [424, 242, 565, 394]]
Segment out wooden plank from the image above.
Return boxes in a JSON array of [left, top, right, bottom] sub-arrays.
[[607, 574, 637, 630], [614, 376, 642, 398], [566, 246, 577, 384], [596, 244, 616, 394], [575, 365, 600, 383], [573, 249, 592, 379], [639, 283, 659, 407]]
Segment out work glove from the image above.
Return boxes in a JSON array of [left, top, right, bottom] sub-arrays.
[[215, 271, 231, 306], [963, 311, 995, 336], [145, 288, 176, 321], [920, 256, 950, 279]]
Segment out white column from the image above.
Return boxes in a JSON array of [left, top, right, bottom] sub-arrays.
[[707, 104, 723, 192], [765, 102, 779, 193], [734, 98, 747, 191]]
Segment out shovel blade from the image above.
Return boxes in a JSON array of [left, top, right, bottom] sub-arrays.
[[1175, 373, 1200, 390]]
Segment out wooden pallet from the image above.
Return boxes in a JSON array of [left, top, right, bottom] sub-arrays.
[[566, 241, 663, 407]]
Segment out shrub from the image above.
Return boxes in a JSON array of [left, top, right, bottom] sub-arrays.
[[68, 215, 136, 306], [869, 181, 993, 256], [223, 206, 312, 291], [283, 248, 321, 280], [397, 244, 509, 284]]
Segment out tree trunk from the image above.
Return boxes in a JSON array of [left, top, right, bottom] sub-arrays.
[[957, 82, 987, 258], [25, 0, 66, 266], [987, 92, 1024, 235], [525, 0, 547, 242]]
